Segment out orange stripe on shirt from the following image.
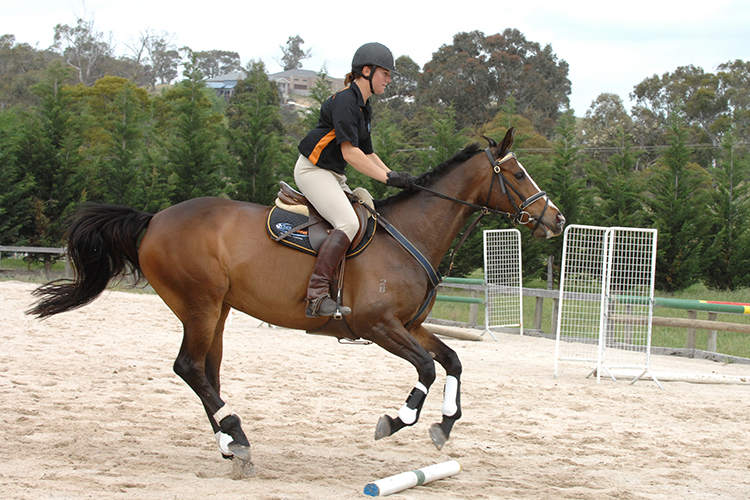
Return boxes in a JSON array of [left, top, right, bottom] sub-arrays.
[[308, 129, 336, 164]]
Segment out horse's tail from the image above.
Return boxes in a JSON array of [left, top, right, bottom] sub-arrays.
[[27, 203, 154, 319]]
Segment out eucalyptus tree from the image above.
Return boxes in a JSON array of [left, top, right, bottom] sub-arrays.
[[278, 35, 312, 71], [580, 93, 636, 164], [193, 50, 242, 78], [631, 64, 736, 153], [379, 55, 421, 123], [125, 29, 180, 89], [53, 16, 114, 86], [418, 29, 571, 135], [717, 60, 750, 143], [0, 35, 60, 109]]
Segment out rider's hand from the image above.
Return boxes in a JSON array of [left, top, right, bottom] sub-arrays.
[[386, 171, 414, 189]]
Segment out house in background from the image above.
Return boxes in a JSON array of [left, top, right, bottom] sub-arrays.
[[206, 69, 344, 104], [205, 72, 245, 100]]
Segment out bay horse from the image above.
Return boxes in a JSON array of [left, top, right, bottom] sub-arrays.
[[28, 127, 564, 470]]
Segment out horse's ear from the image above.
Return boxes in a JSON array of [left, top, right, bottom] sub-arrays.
[[480, 134, 497, 148], [499, 127, 515, 155]]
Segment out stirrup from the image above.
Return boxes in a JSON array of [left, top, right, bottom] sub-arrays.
[[305, 295, 351, 318]]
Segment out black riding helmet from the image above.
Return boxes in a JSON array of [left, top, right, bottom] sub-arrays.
[[351, 42, 399, 94]]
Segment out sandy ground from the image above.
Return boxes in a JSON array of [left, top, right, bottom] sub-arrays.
[[1, 279, 750, 500]]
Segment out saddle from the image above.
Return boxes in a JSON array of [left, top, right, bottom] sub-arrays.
[[266, 181, 376, 257], [265, 182, 378, 341], [265, 181, 441, 342]]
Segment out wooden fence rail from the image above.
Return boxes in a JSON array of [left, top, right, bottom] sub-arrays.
[[434, 280, 749, 354], [0, 246, 70, 277]]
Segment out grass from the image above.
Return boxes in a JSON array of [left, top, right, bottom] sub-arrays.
[[0, 257, 153, 294], [431, 273, 750, 360], [0, 256, 67, 272]]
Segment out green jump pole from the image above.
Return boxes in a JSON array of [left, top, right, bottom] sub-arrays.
[[613, 295, 750, 315]]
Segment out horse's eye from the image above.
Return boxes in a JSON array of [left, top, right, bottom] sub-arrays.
[[514, 172, 525, 180]]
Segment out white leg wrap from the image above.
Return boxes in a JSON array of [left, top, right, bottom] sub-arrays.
[[442, 376, 459, 417], [213, 404, 235, 424], [398, 382, 428, 425], [215, 431, 233, 455]]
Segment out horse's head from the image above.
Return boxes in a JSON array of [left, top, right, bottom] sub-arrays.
[[484, 128, 565, 238]]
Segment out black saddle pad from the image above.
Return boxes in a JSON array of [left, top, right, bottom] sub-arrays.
[[266, 206, 375, 257]]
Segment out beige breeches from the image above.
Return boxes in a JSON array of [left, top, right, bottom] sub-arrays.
[[293, 155, 359, 241]]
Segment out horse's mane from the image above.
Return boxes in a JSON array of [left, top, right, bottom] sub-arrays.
[[374, 143, 484, 208]]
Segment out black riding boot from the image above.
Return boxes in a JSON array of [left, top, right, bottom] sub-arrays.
[[305, 229, 352, 318]]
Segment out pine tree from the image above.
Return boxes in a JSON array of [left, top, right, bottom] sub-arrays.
[[226, 60, 287, 205], [158, 53, 228, 204], [586, 126, 646, 227], [19, 61, 86, 248], [702, 130, 750, 289], [0, 109, 35, 244], [644, 123, 711, 291]]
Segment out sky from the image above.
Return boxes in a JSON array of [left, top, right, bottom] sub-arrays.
[[2, 0, 749, 115]]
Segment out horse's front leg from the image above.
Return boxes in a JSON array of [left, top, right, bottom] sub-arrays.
[[411, 324, 463, 450], [369, 321, 437, 441]]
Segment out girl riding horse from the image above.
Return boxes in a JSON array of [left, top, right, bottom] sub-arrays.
[[295, 42, 413, 318]]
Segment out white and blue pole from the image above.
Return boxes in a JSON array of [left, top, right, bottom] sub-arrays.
[[363, 460, 461, 497]]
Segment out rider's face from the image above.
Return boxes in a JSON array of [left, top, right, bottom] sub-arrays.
[[366, 66, 391, 94]]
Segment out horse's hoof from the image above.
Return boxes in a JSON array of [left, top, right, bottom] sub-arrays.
[[429, 423, 448, 450], [230, 456, 256, 479], [375, 415, 392, 440], [228, 442, 252, 462]]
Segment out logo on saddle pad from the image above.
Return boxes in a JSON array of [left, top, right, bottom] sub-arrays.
[[266, 184, 376, 257]]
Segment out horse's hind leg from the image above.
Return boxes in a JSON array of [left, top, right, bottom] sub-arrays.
[[173, 303, 252, 464], [196, 303, 246, 460], [410, 325, 463, 450]]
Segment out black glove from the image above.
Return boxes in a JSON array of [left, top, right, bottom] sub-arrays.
[[386, 171, 414, 189]]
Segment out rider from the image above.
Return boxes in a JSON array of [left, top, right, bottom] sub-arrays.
[[295, 42, 413, 318]]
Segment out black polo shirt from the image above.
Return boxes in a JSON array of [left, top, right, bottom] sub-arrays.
[[298, 84, 373, 175]]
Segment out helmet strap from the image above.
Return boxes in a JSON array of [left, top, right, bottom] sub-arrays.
[[365, 65, 376, 95]]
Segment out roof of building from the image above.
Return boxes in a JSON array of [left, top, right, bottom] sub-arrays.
[[206, 71, 246, 82], [268, 68, 319, 79]]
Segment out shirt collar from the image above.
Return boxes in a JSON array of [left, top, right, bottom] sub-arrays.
[[349, 82, 370, 109]]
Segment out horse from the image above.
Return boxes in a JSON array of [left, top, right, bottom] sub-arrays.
[[28, 127, 565, 471]]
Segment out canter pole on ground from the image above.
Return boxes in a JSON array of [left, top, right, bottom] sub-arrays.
[[363, 460, 461, 497]]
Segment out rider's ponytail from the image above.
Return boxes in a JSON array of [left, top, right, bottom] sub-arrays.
[[345, 67, 367, 86]]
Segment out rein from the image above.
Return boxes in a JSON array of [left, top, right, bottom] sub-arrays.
[[357, 147, 551, 328], [410, 150, 548, 225], [410, 148, 550, 275]]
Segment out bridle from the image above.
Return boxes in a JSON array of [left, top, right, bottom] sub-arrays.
[[411, 147, 551, 230], [361, 146, 553, 324], [408, 146, 551, 277], [482, 148, 550, 231]]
